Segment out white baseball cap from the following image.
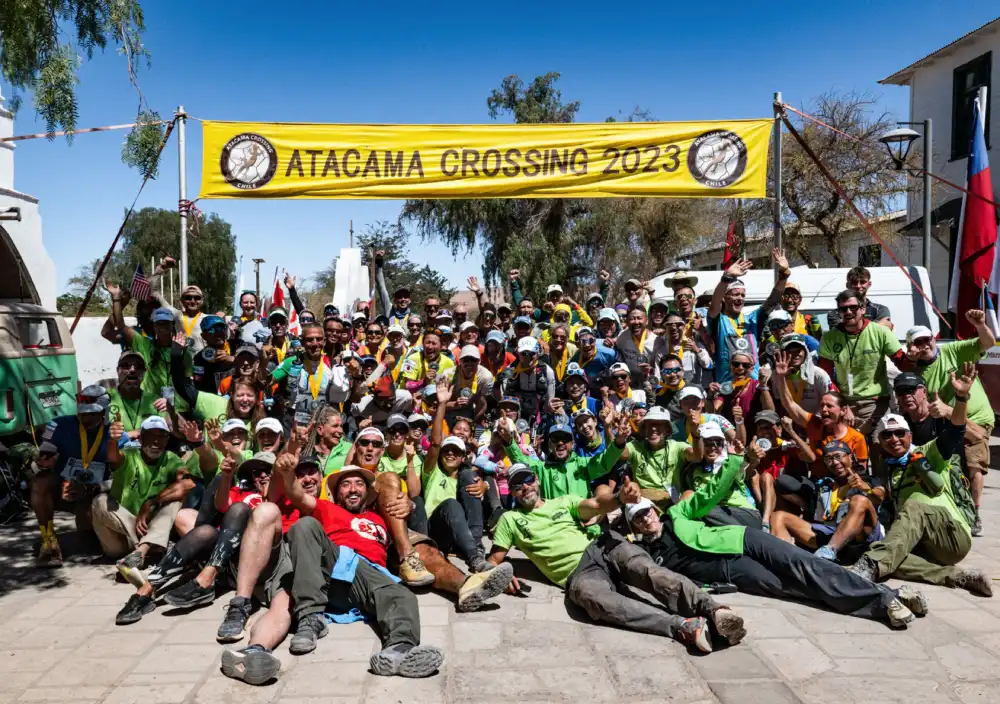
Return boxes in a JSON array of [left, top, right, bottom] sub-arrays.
[[875, 413, 911, 437], [726, 279, 746, 292], [699, 421, 725, 440], [140, 416, 169, 433], [609, 362, 630, 376], [676, 386, 706, 402], [459, 321, 478, 332], [222, 418, 248, 434], [640, 406, 671, 424], [357, 426, 386, 444], [255, 417, 283, 435], [441, 435, 467, 453], [460, 344, 481, 360], [905, 326, 933, 345], [387, 324, 405, 336], [767, 309, 791, 325], [625, 497, 657, 522], [546, 284, 564, 295], [517, 336, 539, 354]]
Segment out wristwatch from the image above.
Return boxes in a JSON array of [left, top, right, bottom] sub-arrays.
[[721, 273, 737, 284], [955, 395, 970, 402]]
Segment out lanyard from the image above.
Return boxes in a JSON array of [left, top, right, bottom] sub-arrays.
[[553, 346, 569, 380], [457, 369, 480, 395], [181, 313, 202, 338], [79, 423, 104, 469], [305, 361, 324, 400], [118, 395, 142, 431], [568, 397, 587, 414], [274, 337, 289, 364], [632, 329, 648, 352], [724, 313, 745, 338]]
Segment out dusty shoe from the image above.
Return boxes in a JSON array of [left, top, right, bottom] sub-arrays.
[[289, 613, 328, 655], [457, 562, 514, 613], [37, 537, 63, 567], [217, 596, 253, 643], [116, 594, 155, 626], [709, 607, 747, 646], [221, 645, 281, 685], [955, 569, 993, 597], [973, 513, 983, 537], [676, 617, 713, 653], [896, 585, 928, 616], [399, 549, 435, 587], [116, 549, 146, 588], [847, 554, 878, 583], [370, 643, 445, 678], [887, 598, 915, 628]]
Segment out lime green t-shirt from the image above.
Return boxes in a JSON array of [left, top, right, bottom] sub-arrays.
[[626, 439, 691, 492], [130, 335, 192, 410], [818, 322, 901, 400], [194, 392, 229, 426], [321, 440, 353, 476], [917, 339, 994, 428], [111, 449, 200, 515], [889, 440, 970, 535], [492, 495, 597, 587], [107, 388, 162, 434], [681, 455, 756, 512], [379, 450, 410, 479], [421, 463, 458, 517]]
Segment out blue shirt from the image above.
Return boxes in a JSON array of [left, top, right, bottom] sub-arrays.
[[41, 415, 110, 484], [573, 344, 617, 387], [708, 308, 764, 383]]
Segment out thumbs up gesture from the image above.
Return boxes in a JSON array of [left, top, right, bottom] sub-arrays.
[[928, 391, 950, 419], [619, 475, 642, 505]]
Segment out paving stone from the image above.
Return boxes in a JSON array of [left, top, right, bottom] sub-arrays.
[[813, 633, 928, 660], [451, 644, 597, 670], [0, 649, 73, 673], [192, 675, 281, 704], [0, 669, 42, 693], [795, 677, 956, 704], [953, 681, 1000, 703], [102, 683, 198, 704], [38, 655, 135, 686], [18, 686, 108, 701], [417, 604, 452, 626], [588, 622, 683, 656], [12, 623, 101, 649], [133, 644, 220, 674], [736, 607, 807, 639], [281, 663, 367, 697], [8, 598, 79, 621], [117, 671, 205, 687], [278, 698, 361, 704], [452, 664, 618, 702], [933, 608, 1000, 633], [307, 637, 379, 662], [451, 621, 502, 650], [710, 680, 802, 704], [787, 610, 889, 635], [690, 646, 776, 680], [609, 656, 711, 700], [755, 639, 834, 681], [363, 672, 446, 703], [934, 642, 1000, 680], [500, 620, 587, 648], [73, 629, 162, 656], [832, 657, 948, 678], [161, 617, 226, 644]]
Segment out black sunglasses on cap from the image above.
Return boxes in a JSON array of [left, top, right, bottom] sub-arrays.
[[880, 429, 908, 440], [509, 474, 537, 489]]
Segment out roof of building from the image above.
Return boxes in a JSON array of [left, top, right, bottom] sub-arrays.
[[880, 16, 1000, 86]]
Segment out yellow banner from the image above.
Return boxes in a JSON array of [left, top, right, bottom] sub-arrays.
[[199, 119, 771, 200]]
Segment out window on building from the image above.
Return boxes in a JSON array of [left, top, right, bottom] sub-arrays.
[[952, 52, 992, 160], [858, 244, 881, 268]]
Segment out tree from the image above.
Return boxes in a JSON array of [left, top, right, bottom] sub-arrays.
[[0, 1, 165, 176], [748, 92, 908, 267], [64, 257, 111, 315], [401, 73, 710, 302]]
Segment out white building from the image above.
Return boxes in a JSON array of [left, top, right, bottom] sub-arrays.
[[0, 86, 56, 310], [880, 16, 1000, 306]]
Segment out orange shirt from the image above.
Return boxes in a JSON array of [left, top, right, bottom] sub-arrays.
[[804, 412, 868, 478]]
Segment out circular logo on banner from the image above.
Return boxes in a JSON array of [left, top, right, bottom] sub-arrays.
[[221, 133, 277, 190], [687, 130, 748, 188]]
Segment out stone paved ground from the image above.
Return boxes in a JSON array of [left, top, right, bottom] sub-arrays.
[[3, 474, 1000, 704]]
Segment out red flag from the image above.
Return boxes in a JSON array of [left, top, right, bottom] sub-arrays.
[[949, 96, 999, 339], [722, 201, 744, 269], [270, 278, 300, 335]]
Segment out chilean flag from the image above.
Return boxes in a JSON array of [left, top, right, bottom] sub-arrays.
[[270, 276, 300, 336], [949, 95, 1000, 339]]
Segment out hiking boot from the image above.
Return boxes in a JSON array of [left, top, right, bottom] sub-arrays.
[[146, 563, 185, 591], [676, 617, 713, 653], [221, 644, 281, 685], [457, 562, 514, 613], [369, 643, 445, 677], [289, 614, 328, 655], [956, 569, 993, 597], [887, 598, 915, 628], [398, 549, 435, 587], [847, 554, 878, 583], [814, 545, 837, 561], [116, 594, 155, 626], [163, 579, 216, 609], [116, 550, 146, 588], [218, 596, 253, 643], [896, 585, 928, 616], [468, 554, 493, 574], [708, 607, 747, 646], [37, 538, 63, 567], [973, 513, 983, 537]]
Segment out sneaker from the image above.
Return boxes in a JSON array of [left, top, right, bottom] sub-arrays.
[[289, 614, 328, 655], [887, 598, 914, 628], [116, 594, 155, 625], [814, 545, 838, 561], [708, 607, 747, 646], [163, 579, 216, 609], [896, 585, 928, 616], [116, 550, 146, 589], [956, 569, 993, 597], [218, 596, 253, 643], [398, 549, 435, 587], [973, 513, 983, 537], [676, 616, 713, 653], [221, 644, 281, 685], [457, 562, 514, 613], [37, 538, 63, 567], [847, 554, 878, 582], [146, 563, 186, 590], [468, 554, 493, 574], [370, 643, 445, 678]]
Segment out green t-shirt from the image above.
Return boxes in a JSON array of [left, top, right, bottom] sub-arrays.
[[422, 463, 458, 517], [321, 440, 353, 476], [917, 339, 994, 428], [111, 448, 200, 515], [130, 335, 192, 410], [681, 455, 756, 511], [889, 440, 970, 535], [492, 495, 597, 587], [379, 450, 410, 478], [626, 439, 690, 492], [107, 388, 162, 434], [818, 322, 900, 400], [193, 392, 229, 426]]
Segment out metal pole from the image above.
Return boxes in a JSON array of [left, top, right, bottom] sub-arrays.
[[253, 258, 265, 301], [773, 92, 783, 254], [170, 267, 174, 305], [177, 105, 188, 289], [922, 118, 932, 269], [349, 219, 354, 249]]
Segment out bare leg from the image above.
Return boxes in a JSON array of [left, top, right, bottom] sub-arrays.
[[970, 469, 985, 508], [414, 543, 465, 594], [827, 495, 875, 552], [235, 502, 282, 598], [376, 473, 413, 559], [769, 511, 791, 541], [248, 590, 293, 650], [774, 511, 819, 549], [30, 472, 58, 530], [174, 508, 198, 537], [760, 473, 776, 526]]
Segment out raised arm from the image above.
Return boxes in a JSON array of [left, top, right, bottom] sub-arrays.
[[284, 272, 305, 315], [374, 251, 391, 315], [772, 350, 812, 428], [935, 363, 974, 460], [578, 475, 641, 522], [105, 279, 136, 346], [966, 309, 997, 353], [780, 416, 816, 463], [214, 455, 237, 513], [709, 259, 753, 319], [275, 451, 317, 514], [170, 333, 199, 407], [760, 248, 791, 313], [423, 379, 452, 475]]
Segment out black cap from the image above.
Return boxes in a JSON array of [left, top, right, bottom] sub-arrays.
[[893, 372, 925, 392]]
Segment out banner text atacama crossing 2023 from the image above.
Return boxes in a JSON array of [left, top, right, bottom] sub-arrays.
[[199, 120, 772, 200]]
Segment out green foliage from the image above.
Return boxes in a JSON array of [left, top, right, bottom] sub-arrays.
[[402, 72, 711, 302], [121, 109, 165, 179], [0, 1, 158, 174]]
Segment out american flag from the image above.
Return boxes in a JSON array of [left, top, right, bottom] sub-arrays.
[[130, 264, 151, 301]]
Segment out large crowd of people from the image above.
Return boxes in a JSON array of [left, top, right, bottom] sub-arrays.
[[24, 250, 995, 685]]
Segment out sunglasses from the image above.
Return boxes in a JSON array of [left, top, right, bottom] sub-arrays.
[[182, 295, 202, 302], [662, 367, 682, 375], [630, 507, 654, 522], [510, 475, 537, 489], [675, 293, 694, 301], [880, 429, 908, 440], [408, 322, 422, 328], [612, 374, 630, 381], [300, 316, 316, 323], [366, 329, 384, 336], [731, 361, 751, 369], [704, 438, 726, 447], [356, 439, 384, 448], [665, 322, 684, 328], [579, 337, 595, 345], [838, 304, 860, 313], [823, 452, 849, 463]]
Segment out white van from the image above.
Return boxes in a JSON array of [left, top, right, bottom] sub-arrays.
[[650, 266, 940, 341]]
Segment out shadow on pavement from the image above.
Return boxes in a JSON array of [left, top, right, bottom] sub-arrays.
[[0, 513, 106, 598]]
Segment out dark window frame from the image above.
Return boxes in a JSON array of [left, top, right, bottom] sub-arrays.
[[858, 243, 881, 268], [951, 51, 992, 161]]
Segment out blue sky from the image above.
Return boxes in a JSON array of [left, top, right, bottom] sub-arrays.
[[3, 1, 999, 294]]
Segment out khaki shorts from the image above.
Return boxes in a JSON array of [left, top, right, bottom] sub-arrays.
[[252, 537, 293, 606], [964, 423, 992, 475]]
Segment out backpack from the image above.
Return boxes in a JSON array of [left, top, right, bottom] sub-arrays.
[[947, 454, 978, 528]]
